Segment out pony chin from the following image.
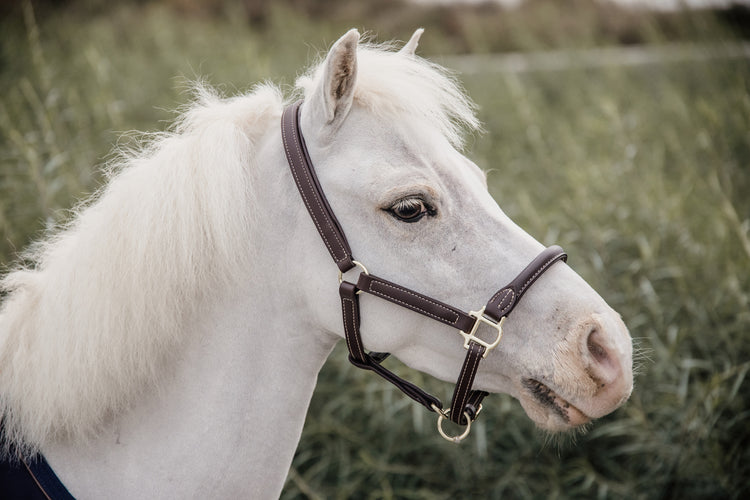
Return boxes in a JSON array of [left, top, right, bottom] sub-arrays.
[[517, 380, 592, 432]]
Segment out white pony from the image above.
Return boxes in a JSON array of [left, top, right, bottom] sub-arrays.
[[0, 29, 632, 498]]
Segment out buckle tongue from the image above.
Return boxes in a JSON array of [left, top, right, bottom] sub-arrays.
[[460, 306, 505, 358]]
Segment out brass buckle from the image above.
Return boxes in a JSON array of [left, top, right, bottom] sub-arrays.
[[460, 306, 506, 358]]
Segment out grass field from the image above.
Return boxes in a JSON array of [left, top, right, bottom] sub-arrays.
[[2, 1, 749, 498]]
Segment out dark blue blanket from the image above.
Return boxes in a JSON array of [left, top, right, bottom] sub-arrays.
[[0, 452, 75, 500], [0, 422, 75, 500]]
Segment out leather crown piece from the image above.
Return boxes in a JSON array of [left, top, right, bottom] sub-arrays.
[[281, 100, 567, 440]]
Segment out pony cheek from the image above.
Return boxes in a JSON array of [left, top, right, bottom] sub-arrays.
[[355, 296, 423, 352]]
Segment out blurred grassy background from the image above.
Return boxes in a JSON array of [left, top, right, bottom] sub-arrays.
[[2, 0, 749, 498]]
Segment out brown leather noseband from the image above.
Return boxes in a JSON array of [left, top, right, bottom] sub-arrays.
[[281, 100, 567, 442]]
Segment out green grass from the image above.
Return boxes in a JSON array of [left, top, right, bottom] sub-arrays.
[[2, 1, 749, 498]]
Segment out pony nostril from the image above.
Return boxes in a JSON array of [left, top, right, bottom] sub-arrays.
[[585, 326, 624, 389], [587, 329, 610, 364], [567, 313, 633, 418]]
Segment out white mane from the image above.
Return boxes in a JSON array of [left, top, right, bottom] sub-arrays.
[[0, 42, 479, 456], [0, 84, 282, 455]]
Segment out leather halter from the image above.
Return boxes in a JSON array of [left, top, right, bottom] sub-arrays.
[[281, 100, 567, 442]]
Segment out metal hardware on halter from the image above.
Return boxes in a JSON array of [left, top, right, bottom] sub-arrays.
[[432, 404, 479, 443], [460, 307, 506, 358], [338, 260, 369, 284]]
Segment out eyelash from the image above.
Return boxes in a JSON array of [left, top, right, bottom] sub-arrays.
[[387, 197, 436, 223]]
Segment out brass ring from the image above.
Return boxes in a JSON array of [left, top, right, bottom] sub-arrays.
[[435, 409, 472, 443], [338, 260, 369, 284]]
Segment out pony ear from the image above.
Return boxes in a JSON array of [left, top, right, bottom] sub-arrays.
[[307, 29, 360, 133], [399, 28, 424, 56]]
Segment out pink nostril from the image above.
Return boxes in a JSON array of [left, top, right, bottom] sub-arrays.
[[572, 314, 633, 417], [587, 329, 610, 364], [585, 327, 623, 388]]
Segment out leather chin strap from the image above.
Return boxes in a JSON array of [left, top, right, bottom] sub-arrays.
[[282, 100, 567, 442]]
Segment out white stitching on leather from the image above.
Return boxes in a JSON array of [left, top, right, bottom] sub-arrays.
[[342, 296, 366, 361], [489, 288, 514, 309], [453, 344, 482, 420], [519, 255, 559, 295], [369, 280, 460, 325], [282, 105, 349, 264]]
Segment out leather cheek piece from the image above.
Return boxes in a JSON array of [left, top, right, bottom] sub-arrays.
[[282, 101, 354, 272]]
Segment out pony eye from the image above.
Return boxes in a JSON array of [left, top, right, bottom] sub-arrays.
[[388, 197, 434, 223]]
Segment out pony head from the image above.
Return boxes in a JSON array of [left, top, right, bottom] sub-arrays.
[[292, 29, 633, 431]]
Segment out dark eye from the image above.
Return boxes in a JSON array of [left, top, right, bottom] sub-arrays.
[[388, 197, 435, 223]]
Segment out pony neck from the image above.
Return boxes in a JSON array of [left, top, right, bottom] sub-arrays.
[[43, 238, 337, 499], [41, 128, 340, 499]]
